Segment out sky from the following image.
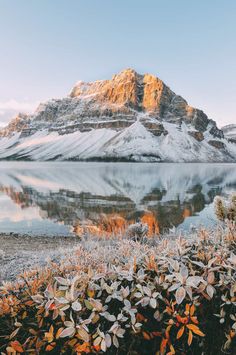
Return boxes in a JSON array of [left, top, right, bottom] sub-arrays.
[[0, 0, 236, 128]]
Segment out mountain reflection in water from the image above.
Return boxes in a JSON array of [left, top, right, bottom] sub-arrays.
[[0, 162, 235, 236]]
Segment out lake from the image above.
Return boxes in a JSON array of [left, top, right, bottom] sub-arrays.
[[0, 162, 235, 237]]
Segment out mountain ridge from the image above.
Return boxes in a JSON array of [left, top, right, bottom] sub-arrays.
[[222, 124, 236, 142], [0, 68, 235, 162]]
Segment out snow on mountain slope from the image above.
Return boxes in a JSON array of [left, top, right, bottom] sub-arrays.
[[0, 68, 235, 162], [0, 121, 233, 162], [222, 124, 236, 140]]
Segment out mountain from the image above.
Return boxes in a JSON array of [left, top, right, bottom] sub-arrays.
[[222, 124, 236, 142], [0, 68, 235, 162]]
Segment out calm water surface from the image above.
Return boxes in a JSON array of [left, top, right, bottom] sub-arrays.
[[0, 162, 235, 236]]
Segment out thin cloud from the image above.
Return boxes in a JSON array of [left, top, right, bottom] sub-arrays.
[[0, 99, 39, 127], [0, 99, 39, 112]]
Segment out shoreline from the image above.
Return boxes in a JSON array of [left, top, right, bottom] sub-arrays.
[[0, 233, 79, 281]]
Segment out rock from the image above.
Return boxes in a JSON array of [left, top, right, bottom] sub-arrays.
[[141, 121, 168, 136], [228, 138, 236, 144], [208, 140, 225, 149], [3, 69, 222, 138], [188, 131, 204, 142], [0, 113, 30, 137], [69, 69, 214, 130], [209, 121, 224, 139]]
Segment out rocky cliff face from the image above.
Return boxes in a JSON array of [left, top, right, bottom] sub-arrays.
[[0, 68, 235, 162], [70, 68, 222, 136]]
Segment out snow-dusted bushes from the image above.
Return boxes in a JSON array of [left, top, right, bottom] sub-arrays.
[[0, 222, 236, 354], [126, 221, 149, 241], [215, 194, 236, 222]]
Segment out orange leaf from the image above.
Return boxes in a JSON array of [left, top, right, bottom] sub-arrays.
[[190, 316, 199, 324], [186, 324, 205, 337], [36, 338, 44, 350], [45, 342, 56, 351], [137, 313, 147, 322], [165, 325, 172, 339], [87, 289, 95, 298], [49, 325, 54, 334], [185, 304, 190, 314], [6, 346, 16, 354], [230, 330, 236, 338], [188, 330, 193, 346], [25, 300, 33, 306], [22, 311, 27, 319], [160, 338, 168, 353], [152, 331, 162, 337], [177, 326, 185, 339], [133, 255, 137, 272], [56, 327, 64, 339], [10, 341, 24, 353], [39, 317, 44, 328], [176, 315, 188, 324], [49, 303, 56, 310], [68, 338, 78, 346], [29, 328, 37, 335], [76, 342, 90, 353], [45, 325, 54, 343], [143, 331, 152, 340], [168, 343, 176, 354], [37, 307, 45, 315], [190, 304, 195, 316], [166, 306, 173, 315], [93, 344, 101, 352]]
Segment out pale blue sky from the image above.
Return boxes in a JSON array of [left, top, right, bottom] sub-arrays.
[[0, 0, 235, 127]]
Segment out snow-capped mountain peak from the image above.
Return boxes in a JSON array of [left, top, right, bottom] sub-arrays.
[[0, 69, 235, 162]]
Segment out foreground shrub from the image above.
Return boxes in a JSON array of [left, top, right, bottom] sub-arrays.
[[0, 223, 236, 354], [215, 195, 236, 222]]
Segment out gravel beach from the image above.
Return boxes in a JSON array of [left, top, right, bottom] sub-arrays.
[[0, 233, 80, 281]]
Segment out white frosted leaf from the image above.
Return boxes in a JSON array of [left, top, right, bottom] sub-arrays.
[[59, 327, 75, 338], [72, 301, 82, 311], [55, 277, 69, 286], [175, 287, 186, 304], [150, 298, 157, 309]]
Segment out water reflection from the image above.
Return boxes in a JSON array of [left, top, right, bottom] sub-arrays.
[[0, 162, 235, 236]]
